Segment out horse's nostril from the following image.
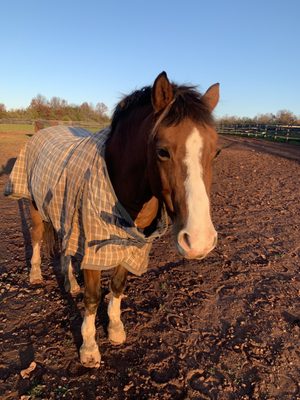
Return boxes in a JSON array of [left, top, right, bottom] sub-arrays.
[[183, 232, 191, 249]]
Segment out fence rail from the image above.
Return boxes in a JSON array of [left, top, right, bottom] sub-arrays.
[[217, 124, 300, 143]]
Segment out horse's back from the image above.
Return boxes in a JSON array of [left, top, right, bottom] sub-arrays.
[[4, 126, 92, 202]]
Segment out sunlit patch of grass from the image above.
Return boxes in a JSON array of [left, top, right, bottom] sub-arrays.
[[54, 384, 70, 397], [27, 383, 46, 398]]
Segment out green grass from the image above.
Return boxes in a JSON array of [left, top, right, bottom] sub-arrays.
[[73, 125, 102, 133], [0, 123, 34, 133], [27, 383, 46, 398], [88, 126, 103, 133], [0, 122, 109, 134], [54, 384, 70, 397]]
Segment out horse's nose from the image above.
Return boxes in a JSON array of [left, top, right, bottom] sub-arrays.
[[177, 230, 218, 259]]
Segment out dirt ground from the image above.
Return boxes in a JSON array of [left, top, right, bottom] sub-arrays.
[[0, 132, 299, 400]]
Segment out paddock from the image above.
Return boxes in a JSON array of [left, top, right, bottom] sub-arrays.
[[1, 132, 299, 399]]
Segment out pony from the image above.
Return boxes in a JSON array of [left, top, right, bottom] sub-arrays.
[[5, 72, 219, 368]]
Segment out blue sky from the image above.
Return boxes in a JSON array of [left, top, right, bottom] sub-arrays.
[[1, 0, 299, 117]]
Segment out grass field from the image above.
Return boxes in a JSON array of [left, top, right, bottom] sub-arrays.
[[0, 122, 105, 134], [0, 123, 34, 133], [0, 123, 106, 166]]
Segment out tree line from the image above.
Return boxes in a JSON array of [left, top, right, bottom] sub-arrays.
[[218, 110, 300, 126], [0, 95, 110, 123], [1, 96, 299, 126]]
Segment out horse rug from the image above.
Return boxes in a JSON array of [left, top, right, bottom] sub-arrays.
[[4, 126, 168, 276]]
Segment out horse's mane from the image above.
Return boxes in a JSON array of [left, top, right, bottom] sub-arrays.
[[111, 83, 214, 132]]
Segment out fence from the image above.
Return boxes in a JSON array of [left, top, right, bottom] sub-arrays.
[[33, 119, 109, 132], [217, 124, 300, 143]]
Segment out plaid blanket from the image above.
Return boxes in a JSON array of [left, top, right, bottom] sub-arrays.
[[4, 126, 168, 275]]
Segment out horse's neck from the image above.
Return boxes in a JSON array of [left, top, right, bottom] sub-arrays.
[[105, 114, 159, 229]]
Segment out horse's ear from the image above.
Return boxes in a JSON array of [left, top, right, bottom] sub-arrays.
[[202, 83, 220, 112], [152, 71, 174, 113]]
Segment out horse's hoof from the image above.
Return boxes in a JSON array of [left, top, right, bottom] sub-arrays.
[[70, 283, 81, 295], [65, 280, 81, 295], [30, 264, 43, 284], [108, 322, 126, 345], [80, 345, 101, 368], [29, 274, 43, 285], [30, 279, 43, 285]]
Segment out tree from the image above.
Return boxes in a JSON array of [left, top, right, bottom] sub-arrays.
[[255, 113, 275, 125], [49, 96, 62, 109], [0, 103, 6, 118], [217, 115, 239, 125], [96, 102, 108, 117], [276, 110, 297, 125], [30, 94, 48, 108], [29, 94, 50, 119], [2, 94, 109, 123]]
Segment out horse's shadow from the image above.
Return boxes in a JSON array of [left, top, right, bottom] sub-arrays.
[[17, 200, 32, 269], [49, 255, 110, 350]]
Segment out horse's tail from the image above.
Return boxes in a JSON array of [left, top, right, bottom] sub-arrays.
[[43, 221, 59, 257]]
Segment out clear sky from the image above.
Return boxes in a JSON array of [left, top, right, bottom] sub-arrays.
[[1, 0, 299, 118]]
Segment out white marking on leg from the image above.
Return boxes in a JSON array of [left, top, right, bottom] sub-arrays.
[[30, 242, 43, 283], [82, 313, 96, 349], [80, 312, 101, 368], [108, 295, 121, 323], [178, 128, 217, 257], [31, 242, 41, 265], [107, 294, 126, 344]]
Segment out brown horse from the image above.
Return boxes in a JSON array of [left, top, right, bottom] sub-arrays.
[[6, 72, 219, 368]]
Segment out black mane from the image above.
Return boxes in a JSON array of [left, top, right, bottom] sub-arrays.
[[111, 83, 214, 132]]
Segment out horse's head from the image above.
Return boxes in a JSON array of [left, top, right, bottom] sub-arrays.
[[149, 72, 219, 260]]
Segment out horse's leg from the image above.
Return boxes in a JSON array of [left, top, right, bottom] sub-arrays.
[[61, 254, 80, 295], [80, 269, 101, 368], [108, 265, 128, 344], [29, 202, 44, 284]]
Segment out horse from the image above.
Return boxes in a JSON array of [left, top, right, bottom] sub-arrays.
[[5, 71, 219, 368]]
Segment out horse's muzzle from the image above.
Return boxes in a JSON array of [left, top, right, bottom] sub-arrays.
[[176, 231, 218, 260]]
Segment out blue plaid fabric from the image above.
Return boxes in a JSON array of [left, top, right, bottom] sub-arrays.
[[4, 126, 168, 275]]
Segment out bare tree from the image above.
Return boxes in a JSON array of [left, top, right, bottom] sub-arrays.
[[276, 110, 297, 125], [96, 102, 108, 116], [255, 113, 275, 125], [0, 103, 6, 118]]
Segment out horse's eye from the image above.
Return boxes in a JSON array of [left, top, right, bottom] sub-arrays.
[[157, 148, 170, 160]]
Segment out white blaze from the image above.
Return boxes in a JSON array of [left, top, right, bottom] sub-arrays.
[[182, 128, 216, 255]]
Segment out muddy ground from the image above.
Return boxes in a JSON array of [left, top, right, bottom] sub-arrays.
[[0, 133, 299, 399]]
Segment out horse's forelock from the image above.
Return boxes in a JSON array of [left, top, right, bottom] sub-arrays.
[[111, 83, 215, 135], [160, 85, 215, 128]]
